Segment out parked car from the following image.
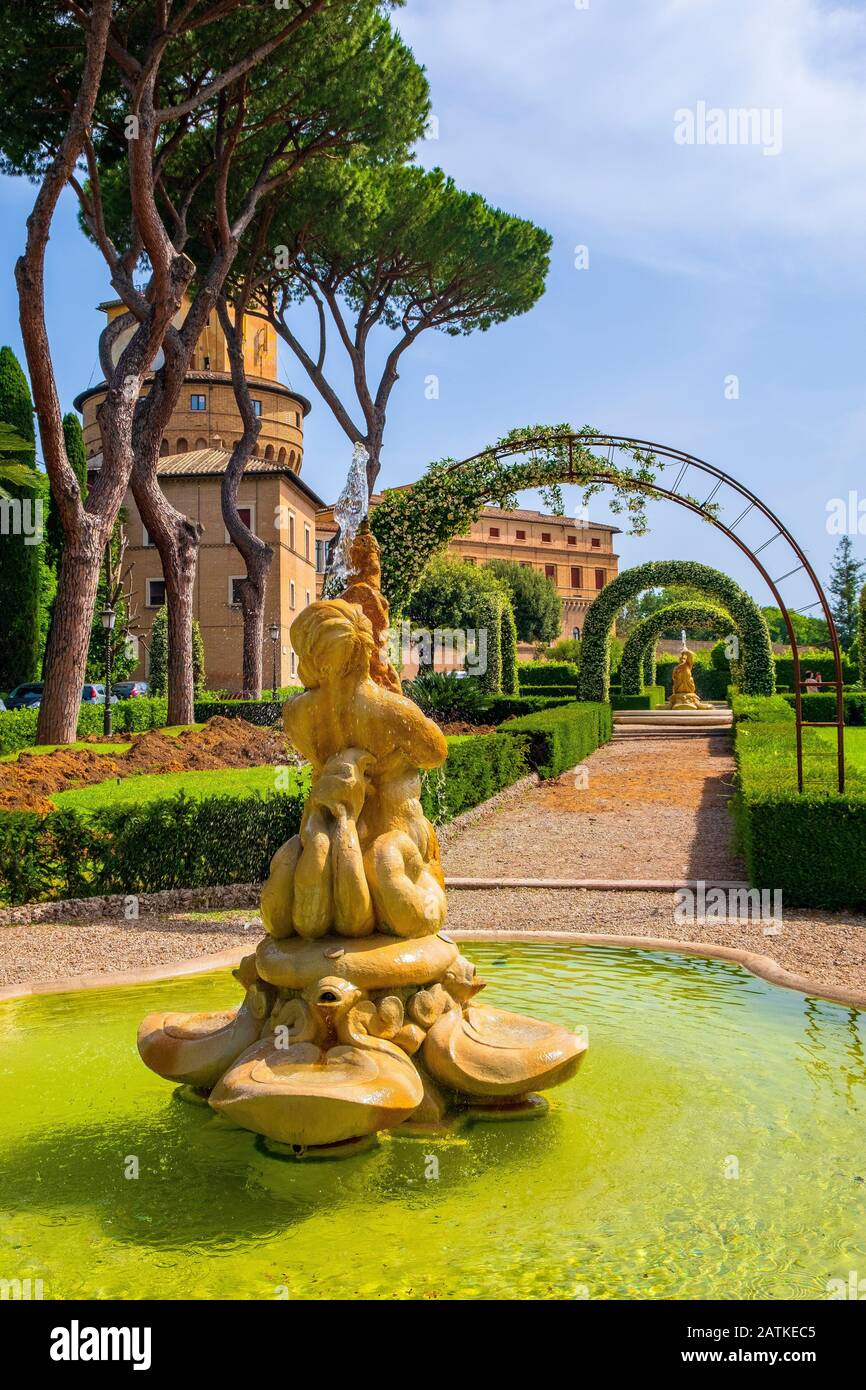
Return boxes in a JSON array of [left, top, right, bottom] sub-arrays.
[[113, 681, 150, 699], [6, 682, 44, 709], [82, 683, 118, 705]]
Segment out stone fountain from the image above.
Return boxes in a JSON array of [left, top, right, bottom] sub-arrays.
[[666, 630, 712, 711], [138, 522, 585, 1156]]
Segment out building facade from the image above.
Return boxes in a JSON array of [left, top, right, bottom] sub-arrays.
[[316, 501, 619, 643], [75, 301, 322, 693]]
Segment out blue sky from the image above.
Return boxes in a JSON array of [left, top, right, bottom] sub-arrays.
[[1, 0, 865, 605]]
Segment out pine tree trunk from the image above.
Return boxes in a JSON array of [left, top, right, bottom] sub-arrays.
[[132, 471, 200, 726], [36, 528, 104, 743], [238, 548, 272, 698]]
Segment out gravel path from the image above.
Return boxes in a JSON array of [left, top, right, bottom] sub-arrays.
[[1, 730, 864, 999]]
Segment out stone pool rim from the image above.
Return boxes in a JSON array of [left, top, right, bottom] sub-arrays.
[[2, 930, 865, 1011]]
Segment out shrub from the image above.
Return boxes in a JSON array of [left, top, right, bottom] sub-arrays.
[[578, 560, 775, 701], [610, 687, 665, 710], [421, 732, 527, 824], [500, 701, 612, 778], [732, 714, 866, 909], [0, 696, 169, 756], [0, 790, 308, 906], [193, 698, 283, 726], [518, 660, 580, 688], [772, 654, 858, 687], [476, 693, 576, 722], [402, 672, 488, 723], [777, 691, 866, 726], [731, 693, 795, 724]]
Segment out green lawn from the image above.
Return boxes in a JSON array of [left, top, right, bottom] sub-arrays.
[[817, 726, 866, 772], [0, 724, 205, 764], [52, 764, 308, 812]]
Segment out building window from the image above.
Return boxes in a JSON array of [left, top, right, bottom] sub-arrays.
[[176, 437, 188, 452], [515, 529, 526, 540], [265, 444, 275, 460], [278, 447, 287, 465], [571, 566, 582, 588], [489, 526, 500, 538], [146, 578, 166, 607], [143, 525, 154, 548], [464, 556, 476, 565], [252, 399, 262, 417], [591, 537, 601, 548], [304, 525, 311, 560], [315, 539, 329, 573], [541, 532, 551, 543], [290, 650, 296, 676], [225, 504, 255, 543], [190, 394, 206, 412], [288, 513, 295, 551], [159, 439, 169, 457], [595, 568, 605, 590], [545, 564, 556, 580], [290, 580, 296, 609], [520, 561, 531, 568], [567, 535, 577, 546], [195, 437, 207, 450], [305, 590, 311, 606], [228, 577, 245, 607]]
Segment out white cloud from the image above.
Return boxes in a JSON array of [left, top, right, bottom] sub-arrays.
[[399, 0, 866, 278]]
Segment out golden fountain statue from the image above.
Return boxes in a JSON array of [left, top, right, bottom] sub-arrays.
[[666, 646, 712, 711], [138, 524, 585, 1155]]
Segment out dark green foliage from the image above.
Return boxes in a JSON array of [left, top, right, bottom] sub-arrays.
[[0, 697, 169, 755], [827, 537, 865, 649], [771, 654, 858, 687], [148, 606, 206, 699], [731, 703, 866, 909], [483, 558, 562, 644], [0, 791, 307, 906], [407, 555, 514, 693], [45, 413, 87, 568], [474, 693, 575, 721], [500, 599, 518, 696], [859, 584, 866, 687], [420, 733, 527, 824], [0, 346, 40, 688], [193, 699, 283, 726], [579, 561, 775, 701], [518, 661, 580, 688], [778, 691, 866, 725], [500, 701, 612, 778], [610, 687, 666, 710], [620, 601, 736, 695], [402, 672, 487, 723]]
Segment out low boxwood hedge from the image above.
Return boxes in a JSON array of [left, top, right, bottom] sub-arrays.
[[421, 731, 527, 824], [0, 697, 169, 757], [194, 698, 285, 725], [474, 692, 575, 722], [610, 686, 666, 711], [778, 691, 866, 726], [500, 700, 612, 778], [517, 661, 580, 688], [731, 697, 866, 910]]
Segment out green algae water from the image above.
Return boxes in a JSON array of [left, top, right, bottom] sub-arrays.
[[1, 942, 865, 1301]]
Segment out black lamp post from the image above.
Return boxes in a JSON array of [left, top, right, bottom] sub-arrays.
[[101, 603, 116, 735], [269, 620, 280, 703]]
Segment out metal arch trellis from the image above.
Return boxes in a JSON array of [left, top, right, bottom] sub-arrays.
[[442, 430, 845, 794]]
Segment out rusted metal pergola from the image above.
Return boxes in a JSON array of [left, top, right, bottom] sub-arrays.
[[445, 431, 846, 793]]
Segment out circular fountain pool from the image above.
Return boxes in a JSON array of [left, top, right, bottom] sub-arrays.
[[2, 942, 864, 1300]]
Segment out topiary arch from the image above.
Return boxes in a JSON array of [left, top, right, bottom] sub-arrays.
[[620, 601, 741, 696], [578, 561, 775, 701]]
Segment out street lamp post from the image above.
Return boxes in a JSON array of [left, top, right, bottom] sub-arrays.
[[101, 603, 116, 736], [268, 620, 280, 703]]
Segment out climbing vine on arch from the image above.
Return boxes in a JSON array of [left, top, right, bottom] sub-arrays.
[[371, 424, 663, 614], [577, 561, 775, 701], [620, 601, 741, 695]]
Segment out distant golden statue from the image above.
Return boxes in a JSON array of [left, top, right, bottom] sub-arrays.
[[667, 648, 712, 711], [260, 597, 448, 940]]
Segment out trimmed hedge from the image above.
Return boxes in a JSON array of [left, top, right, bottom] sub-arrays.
[[579, 560, 775, 701], [0, 791, 307, 905], [0, 697, 169, 756], [779, 691, 866, 726], [610, 686, 666, 710], [194, 698, 285, 725], [500, 700, 612, 778], [773, 655, 858, 687], [621, 602, 737, 695], [474, 692, 575, 722], [731, 696, 866, 910], [421, 731, 527, 824], [517, 660, 580, 688]]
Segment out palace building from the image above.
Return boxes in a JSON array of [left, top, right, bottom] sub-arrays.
[[76, 301, 619, 689]]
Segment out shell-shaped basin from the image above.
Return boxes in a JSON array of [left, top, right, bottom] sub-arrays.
[[137, 1003, 261, 1090], [423, 1003, 586, 1099], [208, 1037, 424, 1147]]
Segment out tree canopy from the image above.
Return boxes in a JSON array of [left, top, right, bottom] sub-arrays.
[[482, 558, 562, 644]]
